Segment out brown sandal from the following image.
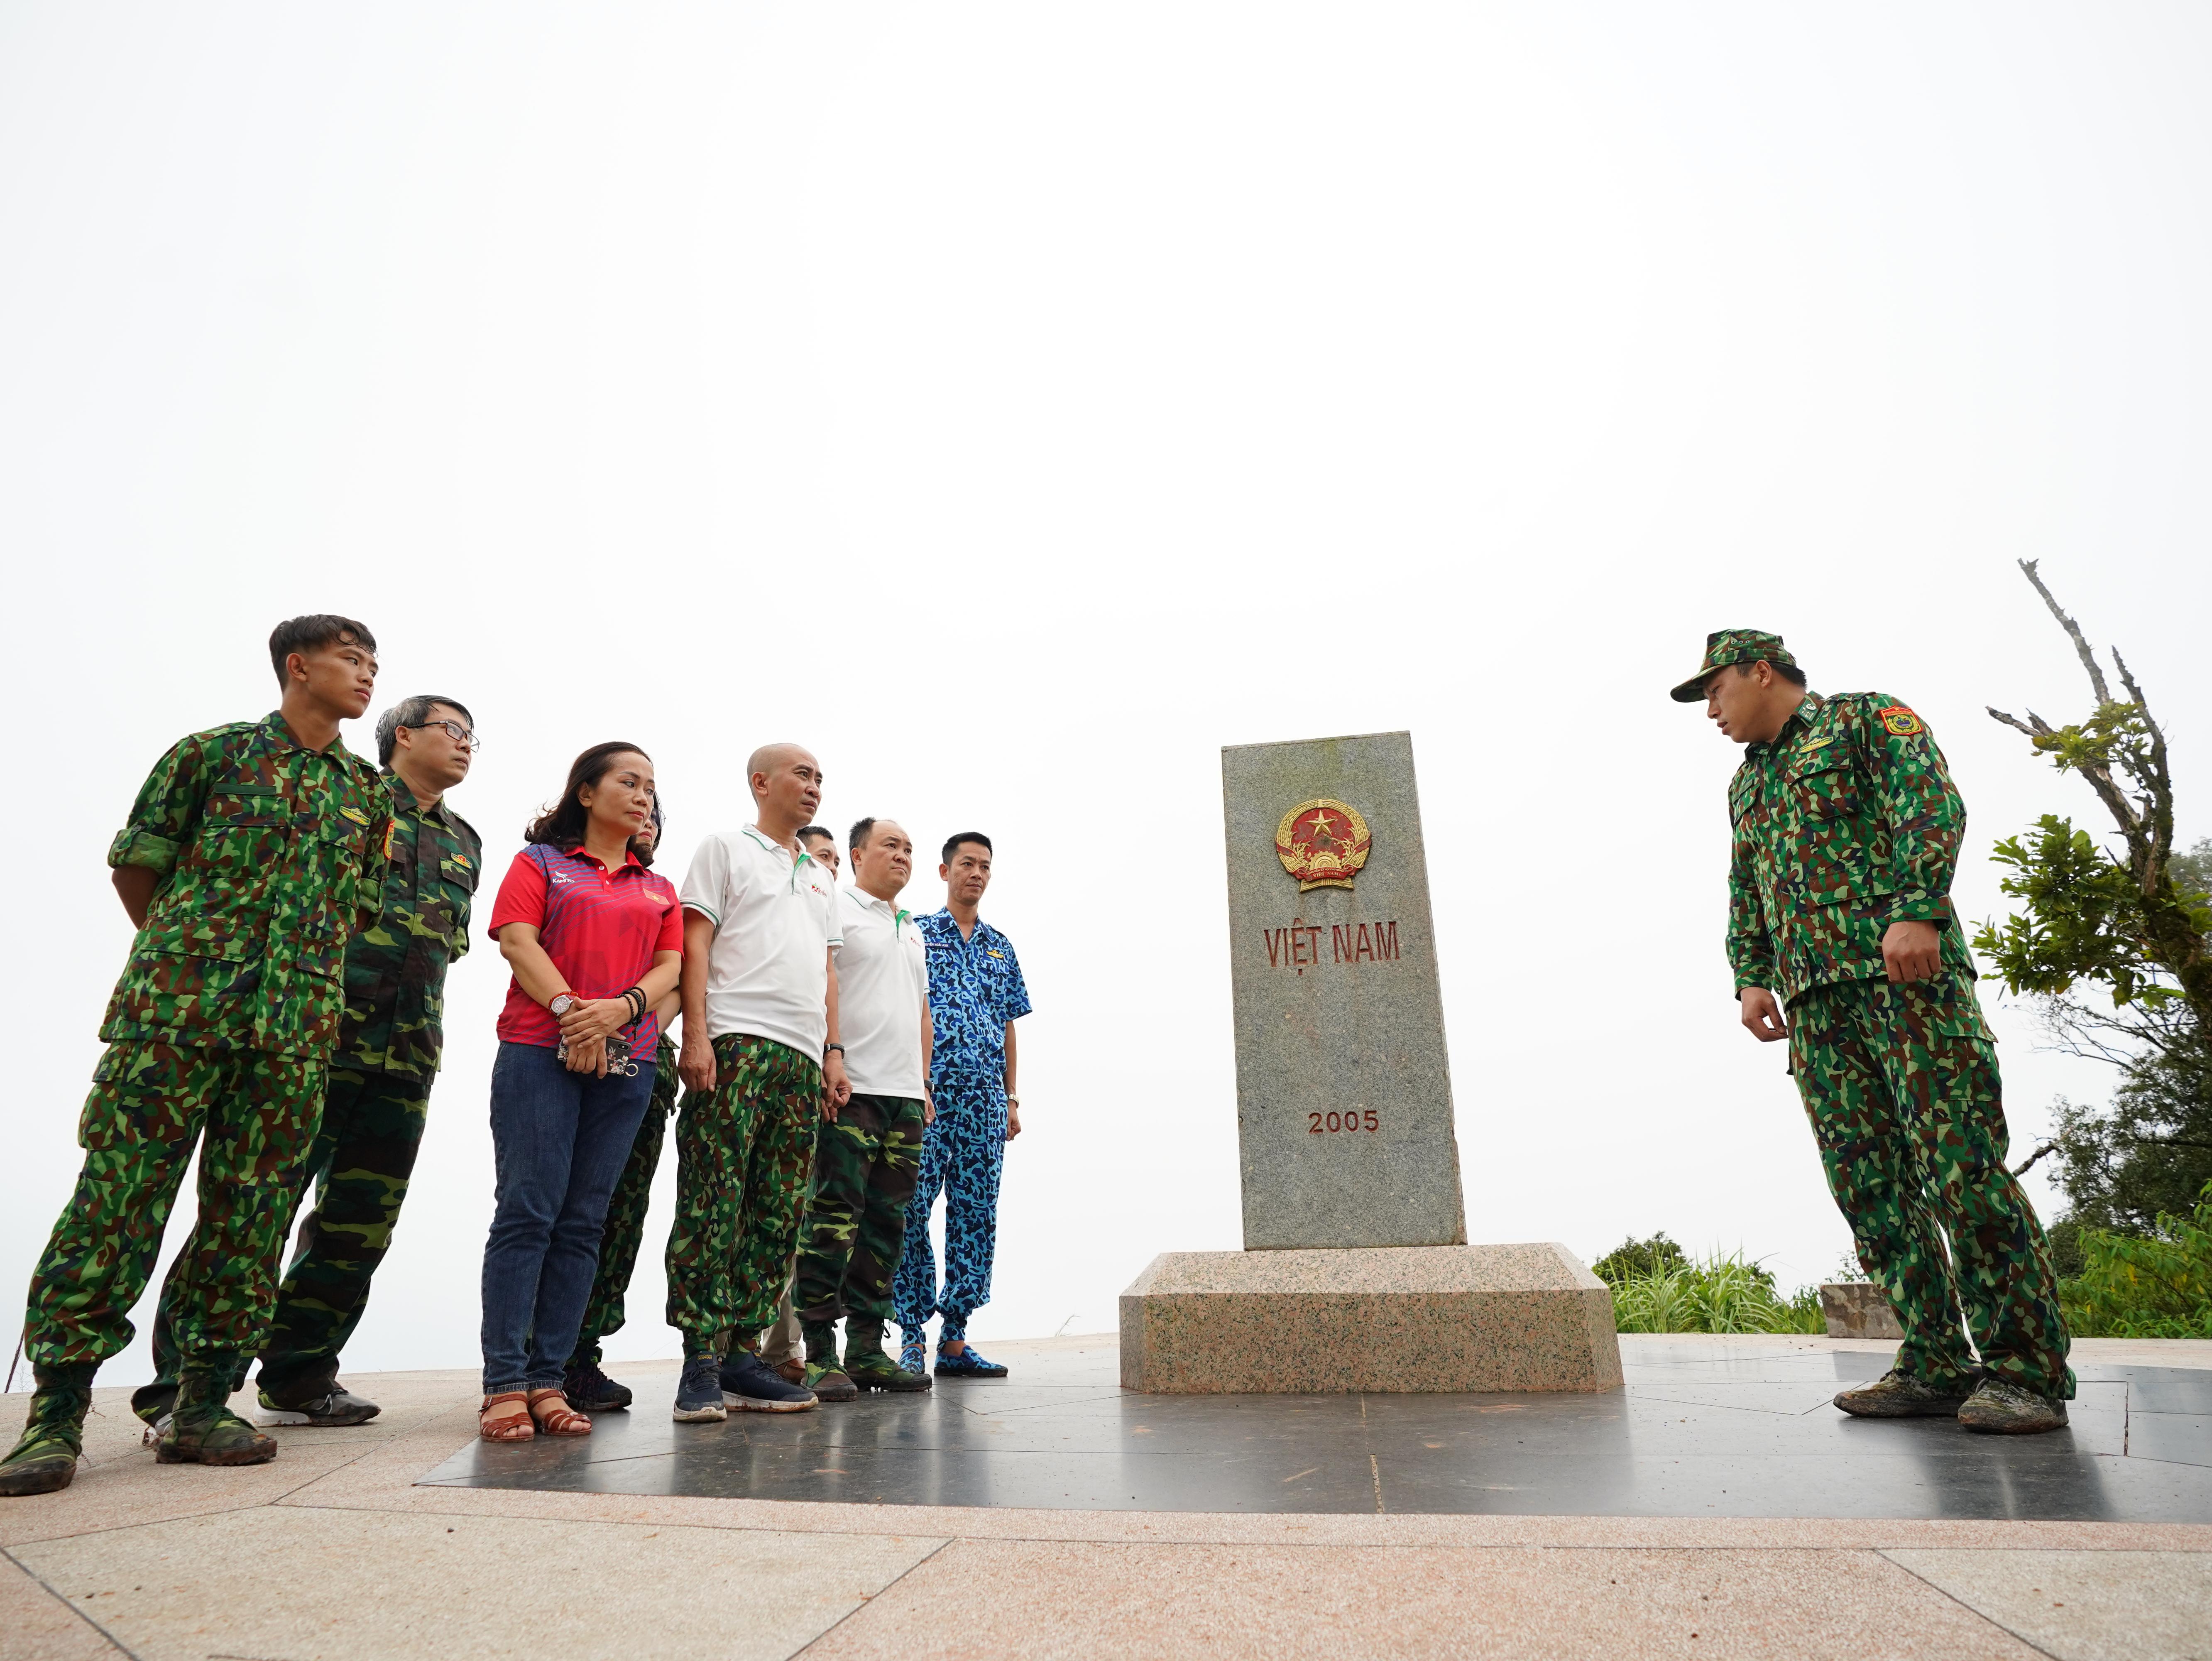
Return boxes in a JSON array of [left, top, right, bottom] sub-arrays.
[[526, 1387, 592, 1437], [480, 1391, 533, 1442]]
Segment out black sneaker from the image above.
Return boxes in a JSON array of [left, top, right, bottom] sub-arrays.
[[259, 1382, 380, 1427], [1958, 1378, 2070, 1435], [562, 1362, 634, 1415], [720, 1351, 817, 1413], [1833, 1368, 1975, 1418], [672, 1357, 728, 1423]]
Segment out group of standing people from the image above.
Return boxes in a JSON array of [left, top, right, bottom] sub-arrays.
[[1, 613, 1030, 1495]]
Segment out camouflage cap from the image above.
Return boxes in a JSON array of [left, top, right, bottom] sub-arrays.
[[1669, 629, 1797, 703]]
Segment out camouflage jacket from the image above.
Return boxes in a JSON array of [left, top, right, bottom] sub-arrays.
[[1725, 691, 1977, 1004], [103, 711, 390, 1057], [337, 773, 482, 1076]]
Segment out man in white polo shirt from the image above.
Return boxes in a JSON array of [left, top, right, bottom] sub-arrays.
[[663, 744, 851, 1422], [791, 818, 937, 1401]]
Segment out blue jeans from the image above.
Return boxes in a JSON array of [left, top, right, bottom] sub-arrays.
[[480, 1041, 654, 1392]]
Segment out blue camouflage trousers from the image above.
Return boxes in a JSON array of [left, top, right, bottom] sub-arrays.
[[893, 1079, 1006, 1343]]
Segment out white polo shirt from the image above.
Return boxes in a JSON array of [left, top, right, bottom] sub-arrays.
[[833, 886, 931, 1099], [680, 825, 842, 1056]]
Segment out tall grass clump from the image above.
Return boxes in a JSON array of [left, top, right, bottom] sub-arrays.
[[2060, 1180, 2212, 1338], [1592, 1234, 1825, 1335]]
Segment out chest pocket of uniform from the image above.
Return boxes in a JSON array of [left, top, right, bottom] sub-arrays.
[[200, 786, 291, 833], [1790, 750, 1858, 821]]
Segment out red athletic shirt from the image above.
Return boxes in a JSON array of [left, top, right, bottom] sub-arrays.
[[487, 844, 683, 1049]]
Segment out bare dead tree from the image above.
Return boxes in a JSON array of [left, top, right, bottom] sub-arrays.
[[1986, 560, 2210, 1031]]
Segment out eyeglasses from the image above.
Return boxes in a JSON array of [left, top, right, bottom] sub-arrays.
[[402, 720, 482, 752]]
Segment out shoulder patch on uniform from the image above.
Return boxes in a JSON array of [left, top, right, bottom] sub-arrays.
[[1878, 705, 1924, 737]]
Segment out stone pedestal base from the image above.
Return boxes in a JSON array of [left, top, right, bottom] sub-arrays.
[[1118, 1242, 1623, 1394], [1820, 1281, 1904, 1340]]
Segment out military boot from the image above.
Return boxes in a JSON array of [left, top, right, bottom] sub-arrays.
[[844, 1321, 931, 1394], [1958, 1379, 2070, 1435], [1833, 1368, 1977, 1418], [800, 1321, 858, 1403], [0, 1365, 94, 1497], [156, 1367, 277, 1467]]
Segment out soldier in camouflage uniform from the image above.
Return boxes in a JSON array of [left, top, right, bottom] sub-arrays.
[[0, 616, 391, 1497], [562, 1019, 680, 1412], [136, 695, 482, 1431], [1675, 629, 2073, 1434]]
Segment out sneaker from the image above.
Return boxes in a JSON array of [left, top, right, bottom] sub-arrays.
[[672, 1356, 728, 1423], [1958, 1378, 2070, 1435], [803, 1362, 859, 1403], [934, 1344, 1008, 1379], [259, 1384, 381, 1427], [561, 1362, 634, 1415], [720, 1351, 818, 1413], [847, 1350, 932, 1393], [899, 1332, 928, 1377], [1833, 1368, 1976, 1418]]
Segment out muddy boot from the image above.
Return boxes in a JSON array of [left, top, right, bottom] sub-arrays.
[[130, 1378, 178, 1429], [1833, 1368, 1977, 1418], [1958, 1379, 2070, 1435], [156, 1366, 277, 1467], [845, 1320, 931, 1393], [0, 1366, 94, 1497]]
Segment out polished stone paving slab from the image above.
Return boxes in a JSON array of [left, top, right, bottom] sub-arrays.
[[418, 1337, 2212, 1521]]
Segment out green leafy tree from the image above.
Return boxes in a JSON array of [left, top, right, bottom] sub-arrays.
[[1980, 561, 2210, 1247], [1980, 561, 2211, 1027]]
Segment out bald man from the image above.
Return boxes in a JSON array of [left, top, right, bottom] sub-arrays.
[[663, 745, 852, 1421]]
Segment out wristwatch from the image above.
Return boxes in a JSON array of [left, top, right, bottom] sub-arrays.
[[550, 993, 578, 1017]]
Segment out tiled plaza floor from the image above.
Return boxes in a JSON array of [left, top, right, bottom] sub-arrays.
[[3, 1335, 2209, 1660]]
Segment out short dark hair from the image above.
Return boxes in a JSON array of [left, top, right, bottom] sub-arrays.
[[797, 824, 835, 848], [375, 695, 475, 769], [525, 742, 659, 865], [942, 831, 993, 864], [1734, 659, 1809, 689], [847, 817, 877, 853], [268, 615, 376, 690]]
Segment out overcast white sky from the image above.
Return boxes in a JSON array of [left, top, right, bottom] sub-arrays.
[[3, 5, 2208, 1384]]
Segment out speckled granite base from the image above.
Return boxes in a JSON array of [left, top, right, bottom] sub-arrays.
[[1820, 1282, 1904, 1340], [1119, 1243, 1624, 1394]]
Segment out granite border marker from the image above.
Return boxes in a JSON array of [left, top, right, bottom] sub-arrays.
[[1120, 730, 1622, 1394]]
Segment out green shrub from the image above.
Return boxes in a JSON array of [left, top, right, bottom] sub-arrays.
[[1590, 1232, 1688, 1286], [2059, 1180, 2212, 1338], [1605, 1247, 1826, 1335]]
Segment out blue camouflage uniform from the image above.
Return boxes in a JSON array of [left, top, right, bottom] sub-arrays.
[[894, 911, 1031, 1345]]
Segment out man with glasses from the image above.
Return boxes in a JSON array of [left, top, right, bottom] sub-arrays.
[[135, 696, 483, 1433]]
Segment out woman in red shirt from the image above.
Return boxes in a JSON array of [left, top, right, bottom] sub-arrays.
[[477, 742, 682, 1441]]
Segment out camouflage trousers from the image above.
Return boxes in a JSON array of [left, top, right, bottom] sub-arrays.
[[662, 1033, 822, 1360], [795, 1093, 927, 1330], [22, 1041, 323, 1373], [1788, 973, 2074, 1399], [570, 1037, 680, 1369], [148, 1063, 434, 1395]]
